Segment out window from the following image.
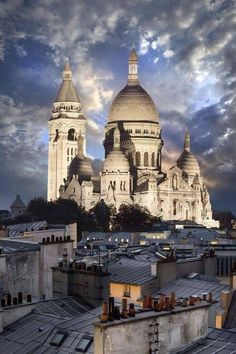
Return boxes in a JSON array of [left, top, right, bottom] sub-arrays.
[[71, 148, 73, 155], [135, 151, 141, 166], [50, 330, 67, 347], [151, 152, 155, 167], [54, 129, 59, 142], [144, 152, 149, 167], [68, 128, 76, 141], [123, 285, 130, 297], [76, 335, 93, 352]]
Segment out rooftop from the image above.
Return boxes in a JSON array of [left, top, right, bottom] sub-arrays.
[[108, 258, 155, 285]]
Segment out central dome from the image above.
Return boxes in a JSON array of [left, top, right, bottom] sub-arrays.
[[108, 84, 159, 123], [107, 49, 159, 123]]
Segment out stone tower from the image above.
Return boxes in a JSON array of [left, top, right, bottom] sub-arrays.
[[47, 59, 87, 201]]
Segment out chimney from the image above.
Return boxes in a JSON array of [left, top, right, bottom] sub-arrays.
[[101, 302, 108, 322]]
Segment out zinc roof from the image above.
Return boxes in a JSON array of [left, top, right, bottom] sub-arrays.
[[108, 258, 155, 285]]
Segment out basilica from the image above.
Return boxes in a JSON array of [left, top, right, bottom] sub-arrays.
[[47, 49, 218, 227]]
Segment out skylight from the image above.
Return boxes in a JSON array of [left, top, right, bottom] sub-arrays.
[[76, 335, 93, 352], [50, 330, 67, 347]]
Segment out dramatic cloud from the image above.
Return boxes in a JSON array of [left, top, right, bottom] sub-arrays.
[[0, 0, 235, 213]]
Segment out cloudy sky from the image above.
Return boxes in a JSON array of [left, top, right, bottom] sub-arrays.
[[0, 0, 235, 213]]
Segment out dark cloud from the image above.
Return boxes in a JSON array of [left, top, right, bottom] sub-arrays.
[[0, 0, 235, 213]]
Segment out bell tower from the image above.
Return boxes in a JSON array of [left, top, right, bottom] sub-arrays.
[[47, 59, 87, 201]]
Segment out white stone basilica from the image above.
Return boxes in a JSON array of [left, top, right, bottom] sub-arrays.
[[47, 50, 218, 227]]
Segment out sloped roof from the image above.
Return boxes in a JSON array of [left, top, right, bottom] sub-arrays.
[[180, 328, 236, 353], [108, 258, 155, 285], [0, 298, 98, 353], [7, 220, 47, 238]]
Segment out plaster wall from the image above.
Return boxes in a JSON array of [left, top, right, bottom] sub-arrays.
[[94, 306, 209, 354], [0, 251, 40, 299], [39, 241, 73, 299]]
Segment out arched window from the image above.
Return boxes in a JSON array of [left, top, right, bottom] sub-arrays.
[[68, 128, 76, 141], [144, 152, 149, 167], [151, 152, 155, 167], [54, 129, 59, 142], [185, 201, 190, 220], [135, 151, 141, 166], [173, 200, 178, 216]]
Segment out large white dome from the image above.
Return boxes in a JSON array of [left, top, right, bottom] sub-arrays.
[[108, 84, 159, 123]]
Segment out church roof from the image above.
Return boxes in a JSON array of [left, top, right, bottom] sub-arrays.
[[55, 60, 80, 103], [10, 195, 26, 209], [176, 132, 200, 176], [69, 156, 94, 183]]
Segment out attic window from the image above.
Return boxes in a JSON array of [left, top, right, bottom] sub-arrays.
[[75, 335, 93, 352], [50, 330, 67, 347]]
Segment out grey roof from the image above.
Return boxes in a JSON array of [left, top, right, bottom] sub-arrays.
[[108, 258, 155, 285], [34, 297, 93, 318], [180, 328, 236, 353], [0, 298, 99, 354], [0, 239, 40, 253], [153, 277, 229, 311], [8, 220, 47, 238]]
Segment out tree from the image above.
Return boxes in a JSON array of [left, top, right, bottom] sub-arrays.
[[115, 204, 152, 231], [91, 200, 116, 232], [27, 197, 50, 221]]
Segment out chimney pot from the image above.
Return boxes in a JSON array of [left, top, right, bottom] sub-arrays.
[[101, 302, 108, 323], [129, 303, 135, 317], [122, 298, 128, 318], [108, 297, 115, 321], [18, 292, 22, 304], [143, 295, 148, 309], [6, 293, 11, 306], [148, 295, 153, 309], [208, 292, 213, 302]]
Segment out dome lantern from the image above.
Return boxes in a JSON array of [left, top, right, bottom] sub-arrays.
[[128, 48, 138, 84]]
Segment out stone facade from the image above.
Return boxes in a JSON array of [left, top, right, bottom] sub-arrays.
[[48, 51, 218, 228]]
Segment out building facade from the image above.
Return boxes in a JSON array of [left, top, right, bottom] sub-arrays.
[[48, 50, 218, 227]]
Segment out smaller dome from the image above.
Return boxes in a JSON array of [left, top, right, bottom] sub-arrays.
[[69, 155, 94, 183], [103, 150, 130, 173], [177, 150, 200, 176]]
